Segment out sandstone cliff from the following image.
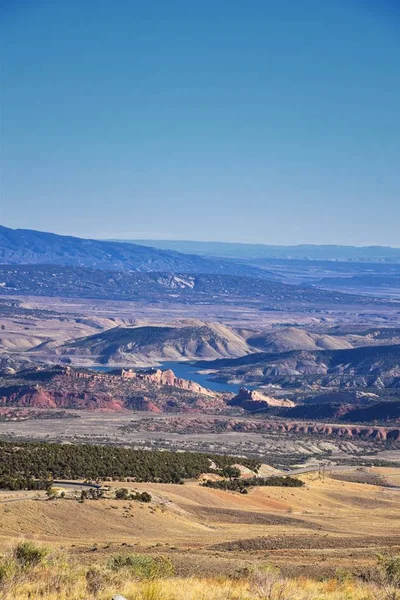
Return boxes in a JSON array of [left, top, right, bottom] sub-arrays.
[[229, 388, 295, 412], [0, 365, 221, 413]]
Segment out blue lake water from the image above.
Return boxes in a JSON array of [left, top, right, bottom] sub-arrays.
[[159, 361, 246, 393], [90, 362, 250, 393]]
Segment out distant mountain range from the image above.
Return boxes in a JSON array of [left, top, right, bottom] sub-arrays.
[[123, 239, 400, 297], [125, 239, 400, 263], [0, 265, 380, 307], [57, 323, 400, 382], [0, 226, 267, 277], [2, 227, 399, 301]]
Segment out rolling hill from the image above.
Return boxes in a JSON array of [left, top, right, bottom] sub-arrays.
[[246, 327, 353, 353], [62, 322, 252, 364], [196, 344, 400, 389]]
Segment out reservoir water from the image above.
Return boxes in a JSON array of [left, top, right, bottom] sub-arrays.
[[91, 361, 249, 394]]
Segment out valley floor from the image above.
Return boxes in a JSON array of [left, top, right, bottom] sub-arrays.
[[1, 409, 399, 465]]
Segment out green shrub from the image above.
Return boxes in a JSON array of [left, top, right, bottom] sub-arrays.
[[378, 554, 400, 587], [129, 491, 152, 502], [138, 491, 152, 503], [0, 560, 13, 584], [13, 542, 48, 568], [221, 466, 241, 480], [335, 568, 354, 583], [115, 488, 129, 500], [108, 553, 175, 578]]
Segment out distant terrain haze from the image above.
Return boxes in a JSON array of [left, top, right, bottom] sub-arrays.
[[115, 239, 400, 262]]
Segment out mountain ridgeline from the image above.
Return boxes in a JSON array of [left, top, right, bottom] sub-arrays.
[[128, 239, 400, 263], [57, 323, 400, 367], [63, 323, 251, 364], [0, 226, 268, 277]]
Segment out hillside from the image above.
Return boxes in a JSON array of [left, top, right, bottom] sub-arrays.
[[197, 344, 400, 389], [246, 327, 353, 353], [1, 465, 399, 593], [0, 226, 267, 277], [227, 388, 400, 424], [244, 325, 400, 354], [277, 400, 400, 423], [0, 264, 383, 307], [62, 322, 252, 364]]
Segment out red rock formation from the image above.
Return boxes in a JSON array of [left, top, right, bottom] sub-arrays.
[[0, 385, 125, 411], [128, 368, 213, 395], [0, 365, 219, 412], [66, 366, 213, 396], [229, 387, 295, 412], [0, 386, 57, 408]]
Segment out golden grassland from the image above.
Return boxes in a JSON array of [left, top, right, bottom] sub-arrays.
[[0, 540, 399, 600], [1, 471, 399, 576], [0, 469, 399, 598]]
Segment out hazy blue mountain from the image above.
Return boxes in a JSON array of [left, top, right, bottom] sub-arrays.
[[124, 239, 400, 263], [0, 226, 269, 277]]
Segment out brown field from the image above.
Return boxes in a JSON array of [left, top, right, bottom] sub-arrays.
[[1, 472, 399, 580]]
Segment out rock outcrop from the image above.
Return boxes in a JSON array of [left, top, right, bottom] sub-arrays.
[[0, 365, 221, 413], [229, 388, 295, 412], [128, 416, 400, 441], [120, 368, 213, 395]]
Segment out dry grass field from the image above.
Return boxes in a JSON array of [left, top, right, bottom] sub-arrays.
[[1, 564, 397, 600], [1, 470, 399, 586]]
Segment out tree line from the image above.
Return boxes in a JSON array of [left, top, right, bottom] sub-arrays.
[[0, 440, 260, 489], [202, 475, 304, 492], [0, 476, 52, 491]]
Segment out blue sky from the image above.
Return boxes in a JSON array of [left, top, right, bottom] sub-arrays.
[[1, 0, 399, 245]]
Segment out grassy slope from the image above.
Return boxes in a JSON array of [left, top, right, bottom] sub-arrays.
[[1, 472, 399, 580]]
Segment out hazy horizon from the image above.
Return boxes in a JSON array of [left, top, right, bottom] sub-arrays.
[[118, 237, 400, 251], [3, 224, 400, 251]]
